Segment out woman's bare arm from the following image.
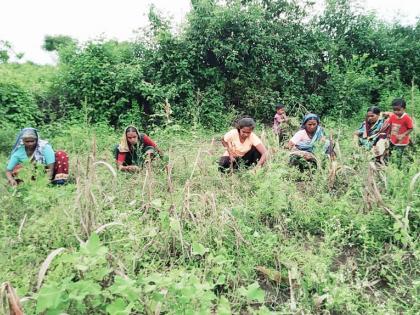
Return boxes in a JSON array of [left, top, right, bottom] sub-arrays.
[[6, 170, 17, 186], [255, 143, 268, 166], [46, 163, 55, 180], [221, 138, 235, 161]]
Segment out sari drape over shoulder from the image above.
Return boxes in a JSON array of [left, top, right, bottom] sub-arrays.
[[357, 118, 385, 149]]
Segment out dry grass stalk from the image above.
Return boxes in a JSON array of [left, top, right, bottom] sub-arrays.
[[95, 222, 124, 234], [335, 138, 342, 160], [75, 139, 107, 238], [409, 171, 420, 200], [164, 98, 172, 124], [146, 157, 154, 202], [208, 137, 215, 156], [260, 129, 267, 146], [182, 180, 196, 224], [224, 210, 249, 247], [0, 283, 6, 313], [91, 135, 97, 161], [106, 252, 128, 279], [255, 266, 283, 283], [37, 248, 66, 290], [365, 163, 414, 249], [0, 282, 24, 315], [314, 293, 329, 310], [92, 161, 117, 179], [154, 288, 168, 315], [328, 160, 338, 191], [189, 148, 202, 181], [141, 167, 149, 201], [288, 269, 297, 312], [166, 162, 174, 193], [17, 214, 27, 241]]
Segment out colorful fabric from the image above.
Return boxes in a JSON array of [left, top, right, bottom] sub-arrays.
[[7, 140, 55, 171], [114, 126, 158, 166], [219, 146, 261, 172], [117, 126, 157, 152], [273, 113, 287, 135], [9, 128, 53, 167], [290, 127, 325, 153], [222, 129, 262, 158], [301, 113, 320, 128], [357, 118, 385, 149], [53, 151, 69, 182], [372, 138, 389, 158], [116, 147, 156, 166], [387, 113, 413, 146], [118, 126, 138, 153], [21, 129, 37, 139]]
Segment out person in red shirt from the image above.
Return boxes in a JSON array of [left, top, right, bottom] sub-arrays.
[[114, 126, 162, 172], [382, 98, 414, 166]]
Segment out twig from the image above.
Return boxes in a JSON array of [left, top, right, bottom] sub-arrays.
[[0, 282, 24, 315], [288, 270, 297, 312], [37, 248, 66, 290], [95, 222, 124, 234], [411, 77, 415, 121], [17, 214, 27, 241], [189, 148, 202, 181], [92, 161, 117, 178]]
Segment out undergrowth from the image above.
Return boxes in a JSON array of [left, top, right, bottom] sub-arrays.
[[0, 122, 419, 314]]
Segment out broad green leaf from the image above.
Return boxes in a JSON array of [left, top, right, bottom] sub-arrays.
[[109, 276, 141, 302], [106, 298, 131, 315], [82, 233, 108, 257], [216, 274, 226, 285], [68, 280, 101, 302], [36, 284, 64, 313], [240, 282, 265, 303], [192, 242, 209, 256], [217, 297, 231, 315]]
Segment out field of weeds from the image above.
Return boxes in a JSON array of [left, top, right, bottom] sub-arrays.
[[0, 122, 419, 314]]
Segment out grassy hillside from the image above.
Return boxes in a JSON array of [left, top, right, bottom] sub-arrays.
[[0, 120, 418, 314]]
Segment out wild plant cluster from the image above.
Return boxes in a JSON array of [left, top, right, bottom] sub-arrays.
[[1, 0, 420, 129], [0, 120, 418, 314], [1, 0, 419, 313]]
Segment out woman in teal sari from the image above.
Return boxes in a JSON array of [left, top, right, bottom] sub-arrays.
[[354, 107, 385, 149], [6, 128, 69, 186], [354, 107, 388, 163], [287, 113, 329, 171]]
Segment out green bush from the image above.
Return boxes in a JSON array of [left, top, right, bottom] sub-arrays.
[[0, 81, 39, 126], [321, 55, 379, 117]]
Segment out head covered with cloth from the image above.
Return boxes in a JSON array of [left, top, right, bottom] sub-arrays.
[[6, 127, 69, 186], [114, 126, 161, 172]]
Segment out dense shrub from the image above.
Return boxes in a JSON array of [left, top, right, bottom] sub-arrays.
[[0, 81, 39, 126], [2, 0, 419, 128]]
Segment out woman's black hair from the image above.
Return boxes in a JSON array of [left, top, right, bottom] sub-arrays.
[[391, 98, 406, 108], [275, 103, 285, 110], [236, 117, 256, 130], [125, 127, 140, 147], [126, 126, 138, 134], [367, 106, 381, 115]]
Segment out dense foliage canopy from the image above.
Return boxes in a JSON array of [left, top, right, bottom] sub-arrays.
[[1, 1, 419, 314], [0, 0, 419, 129]]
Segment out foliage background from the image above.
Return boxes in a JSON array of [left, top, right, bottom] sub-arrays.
[[0, 0, 419, 314], [1, 0, 419, 129]]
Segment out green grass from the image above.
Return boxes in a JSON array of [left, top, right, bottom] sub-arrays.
[[0, 121, 419, 314]]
